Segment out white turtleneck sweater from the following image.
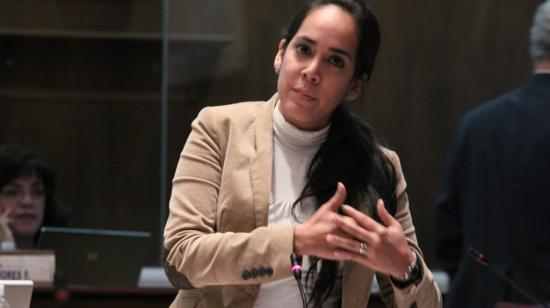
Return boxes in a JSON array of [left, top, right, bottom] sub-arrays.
[[254, 103, 340, 308]]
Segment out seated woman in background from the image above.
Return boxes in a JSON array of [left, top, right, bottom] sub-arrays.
[[0, 144, 70, 249]]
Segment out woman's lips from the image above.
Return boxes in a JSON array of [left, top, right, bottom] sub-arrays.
[[293, 88, 316, 102], [13, 213, 37, 222]]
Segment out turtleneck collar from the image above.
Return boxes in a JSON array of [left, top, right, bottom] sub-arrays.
[[273, 101, 329, 152]]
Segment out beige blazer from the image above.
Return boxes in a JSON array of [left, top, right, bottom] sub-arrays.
[[163, 94, 442, 308]]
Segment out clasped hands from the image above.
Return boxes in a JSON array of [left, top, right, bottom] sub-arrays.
[[293, 182, 414, 279]]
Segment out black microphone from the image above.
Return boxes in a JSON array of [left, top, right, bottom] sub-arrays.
[[468, 247, 549, 308], [290, 254, 306, 308]]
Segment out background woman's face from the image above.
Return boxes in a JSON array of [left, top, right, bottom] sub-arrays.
[[275, 4, 360, 131], [0, 175, 46, 237]]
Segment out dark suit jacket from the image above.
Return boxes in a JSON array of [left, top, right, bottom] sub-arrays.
[[435, 73, 550, 307]]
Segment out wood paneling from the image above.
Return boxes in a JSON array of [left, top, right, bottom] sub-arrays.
[[0, 1, 164, 265]]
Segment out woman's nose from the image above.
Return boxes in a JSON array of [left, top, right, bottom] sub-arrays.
[[21, 193, 35, 207], [302, 59, 321, 84]]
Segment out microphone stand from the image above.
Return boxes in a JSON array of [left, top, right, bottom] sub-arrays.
[[290, 254, 307, 308], [468, 247, 549, 308]]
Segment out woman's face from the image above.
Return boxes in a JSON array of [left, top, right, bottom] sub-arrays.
[[0, 175, 46, 238], [274, 4, 364, 131]]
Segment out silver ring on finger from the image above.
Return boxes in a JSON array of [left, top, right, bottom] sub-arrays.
[[358, 241, 367, 256]]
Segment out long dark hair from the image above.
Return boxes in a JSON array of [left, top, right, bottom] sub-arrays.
[[282, 0, 397, 306], [0, 144, 71, 242]]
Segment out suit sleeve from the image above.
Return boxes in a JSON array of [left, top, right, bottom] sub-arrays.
[[163, 107, 294, 288], [377, 150, 443, 308]]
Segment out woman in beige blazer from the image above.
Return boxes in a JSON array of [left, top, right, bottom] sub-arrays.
[[164, 0, 442, 307]]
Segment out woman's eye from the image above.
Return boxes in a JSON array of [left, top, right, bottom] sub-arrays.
[[2, 189, 19, 197], [296, 44, 311, 55], [31, 189, 45, 198], [329, 56, 345, 68]]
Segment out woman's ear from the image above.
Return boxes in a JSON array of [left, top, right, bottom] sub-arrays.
[[273, 39, 286, 74], [347, 73, 368, 100]]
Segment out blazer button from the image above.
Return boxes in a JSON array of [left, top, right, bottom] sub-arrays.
[[242, 270, 251, 280], [251, 268, 259, 278]]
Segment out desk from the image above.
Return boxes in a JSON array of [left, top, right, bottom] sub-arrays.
[[31, 286, 390, 308], [30, 268, 448, 307], [32, 286, 177, 308]]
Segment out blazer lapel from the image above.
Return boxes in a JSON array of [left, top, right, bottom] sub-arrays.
[[249, 94, 277, 228], [222, 95, 277, 307]]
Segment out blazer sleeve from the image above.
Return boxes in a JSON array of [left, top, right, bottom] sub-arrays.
[[163, 107, 294, 288], [377, 149, 443, 308]]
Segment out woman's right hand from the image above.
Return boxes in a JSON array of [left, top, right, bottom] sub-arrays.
[[293, 182, 347, 259], [0, 207, 14, 243]]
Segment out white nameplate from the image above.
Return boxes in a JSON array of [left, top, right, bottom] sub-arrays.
[[0, 250, 55, 283]]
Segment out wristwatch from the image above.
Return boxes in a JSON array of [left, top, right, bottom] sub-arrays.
[[390, 251, 423, 288]]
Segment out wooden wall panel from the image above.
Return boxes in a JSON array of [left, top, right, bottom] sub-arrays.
[[0, 2, 164, 264]]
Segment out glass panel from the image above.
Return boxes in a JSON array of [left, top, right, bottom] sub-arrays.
[[0, 0, 307, 268], [0, 1, 163, 264]]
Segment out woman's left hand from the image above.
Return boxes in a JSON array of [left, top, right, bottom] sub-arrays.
[[326, 199, 414, 278]]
